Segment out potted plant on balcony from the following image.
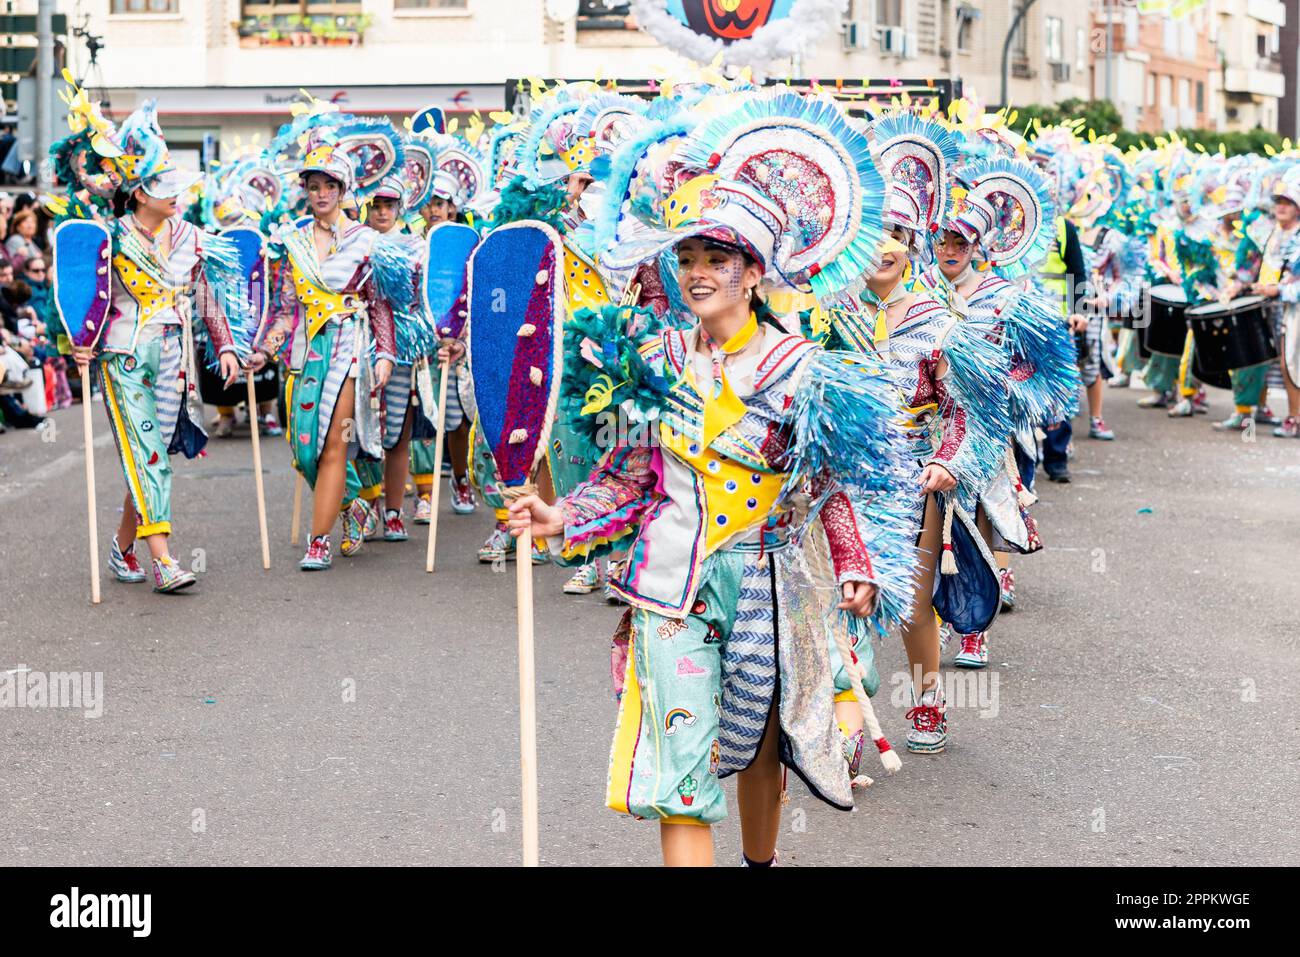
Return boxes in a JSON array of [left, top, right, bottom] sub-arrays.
[[236, 16, 259, 48], [310, 18, 329, 46], [286, 14, 310, 47]]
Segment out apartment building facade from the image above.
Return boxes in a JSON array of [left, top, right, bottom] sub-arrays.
[[16, 0, 1093, 155]]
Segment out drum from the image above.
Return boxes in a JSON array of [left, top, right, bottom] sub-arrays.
[[1186, 296, 1277, 388], [1143, 284, 1189, 356]]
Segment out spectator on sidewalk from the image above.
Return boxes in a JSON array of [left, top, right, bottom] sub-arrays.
[[5, 208, 43, 272]]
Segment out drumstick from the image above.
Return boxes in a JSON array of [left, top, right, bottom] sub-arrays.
[[424, 356, 450, 573], [83, 368, 100, 605], [247, 372, 271, 570], [290, 473, 303, 546]]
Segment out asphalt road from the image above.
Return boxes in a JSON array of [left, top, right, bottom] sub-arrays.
[[1, 379, 1297, 867]]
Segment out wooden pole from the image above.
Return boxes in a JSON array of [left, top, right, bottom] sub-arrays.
[[83, 369, 100, 605], [247, 372, 271, 569], [424, 357, 450, 573], [517, 522, 539, 866], [290, 474, 303, 546]]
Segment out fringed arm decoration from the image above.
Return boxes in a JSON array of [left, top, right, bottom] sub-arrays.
[[1001, 285, 1083, 429], [553, 445, 661, 564], [257, 249, 299, 361], [368, 234, 434, 363], [1175, 231, 1220, 302], [780, 350, 909, 502], [194, 230, 257, 367], [930, 316, 1014, 494]]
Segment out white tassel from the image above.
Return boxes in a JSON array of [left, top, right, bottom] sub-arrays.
[[940, 496, 959, 575]]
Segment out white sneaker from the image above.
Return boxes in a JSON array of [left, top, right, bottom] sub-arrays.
[[413, 496, 432, 525]]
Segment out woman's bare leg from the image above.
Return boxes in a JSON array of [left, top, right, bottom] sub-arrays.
[[660, 822, 713, 867], [736, 704, 783, 864], [311, 378, 355, 538], [899, 493, 942, 694], [385, 417, 412, 512]]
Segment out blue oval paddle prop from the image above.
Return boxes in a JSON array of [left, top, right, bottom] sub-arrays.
[[424, 222, 480, 341], [52, 219, 112, 349], [220, 226, 269, 352]]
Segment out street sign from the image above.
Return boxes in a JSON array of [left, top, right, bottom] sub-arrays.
[[0, 15, 68, 35]]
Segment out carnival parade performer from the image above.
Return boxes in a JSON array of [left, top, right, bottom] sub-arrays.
[[507, 89, 918, 866], [250, 116, 428, 570], [49, 83, 256, 593], [918, 153, 1079, 669]]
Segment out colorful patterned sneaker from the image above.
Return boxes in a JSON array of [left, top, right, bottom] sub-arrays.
[[259, 413, 283, 437], [383, 509, 408, 542], [1212, 411, 1251, 431], [339, 500, 369, 557], [1191, 388, 1210, 414], [999, 567, 1016, 612], [362, 501, 383, 541], [151, 555, 196, 593], [1137, 391, 1171, 409], [562, 563, 601, 594], [1166, 398, 1194, 417], [1088, 416, 1115, 439], [449, 474, 477, 515], [477, 523, 515, 563], [1273, 416, 1300, 438], [1107, 373, 1130, 389], [953, 632, 989, 669], [531, 536, 551, 565], [413, 495, 433, 525], [905, 684, 948, 754], [300, 535, 332, 571], [108, 537, 147, 584], [841, 727, 866, 778], [1255, 405, 1281, 426]]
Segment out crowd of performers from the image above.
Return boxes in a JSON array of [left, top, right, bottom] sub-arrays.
[[43, 71, 1299, 866]]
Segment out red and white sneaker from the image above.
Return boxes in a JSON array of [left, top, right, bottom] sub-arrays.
[[1273, 416, 1300, 438], [449, 474, 477, 514], [300, 535, 332, 571], [953, 632, 989, 669], [905, 683, 948, 754], [383, 509, 408, 542], [1191, 387, 1210, 415], [999, 567, 1016, 611], [108, 537, 147, 583]]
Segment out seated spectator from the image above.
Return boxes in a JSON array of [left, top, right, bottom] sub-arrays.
[[0, 331, 47, 430], [5, 208, 43, 272]]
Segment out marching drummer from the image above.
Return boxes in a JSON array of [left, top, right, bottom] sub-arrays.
[[1218, 180, 1300, 433]]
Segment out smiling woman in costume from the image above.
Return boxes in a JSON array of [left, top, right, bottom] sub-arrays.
[[509, 90, 916, 866]]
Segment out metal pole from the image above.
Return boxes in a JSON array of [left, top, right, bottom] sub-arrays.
[[1000, 0, 1040, 109], [36, 0, 54, 188], [1104, 0, 1113, 104]]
